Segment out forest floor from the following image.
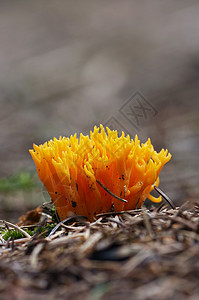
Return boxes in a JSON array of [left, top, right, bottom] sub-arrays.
[[0, 202, 199, 300]]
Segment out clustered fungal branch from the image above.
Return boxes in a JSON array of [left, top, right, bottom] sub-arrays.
[[30, 125, 171, 221]]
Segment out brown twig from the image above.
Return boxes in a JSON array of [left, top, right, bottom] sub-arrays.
[[48, 215, 88, 237], [31, 216, 48, 240], [96, 208, 142, 218], [96, 180, 128, 203], [0, 220, 31, 239], [154, 186, 175, 209], [106, 217, 127, 228]]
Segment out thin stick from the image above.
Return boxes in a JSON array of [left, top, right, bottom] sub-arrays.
[[106, 217, 127, 228], [142, 207, 154, 239], [48, 215, 88, 237], [31, 216, 48, 240], [96, 180, 128, 203], [153, 186, 175, 209], [0, 220, 31, 239], [96, 208, 142, 218]]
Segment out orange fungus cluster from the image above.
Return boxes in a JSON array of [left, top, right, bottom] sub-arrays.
[[30, 125, 171, 221]]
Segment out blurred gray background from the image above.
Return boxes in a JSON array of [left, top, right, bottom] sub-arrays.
[[0, 0, 199, 220]]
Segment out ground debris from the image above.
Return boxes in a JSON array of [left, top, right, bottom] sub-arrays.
[[0, 205, 199, 300]]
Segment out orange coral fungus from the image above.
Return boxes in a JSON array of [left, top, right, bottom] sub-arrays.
[[30, 125, 171, 221]]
